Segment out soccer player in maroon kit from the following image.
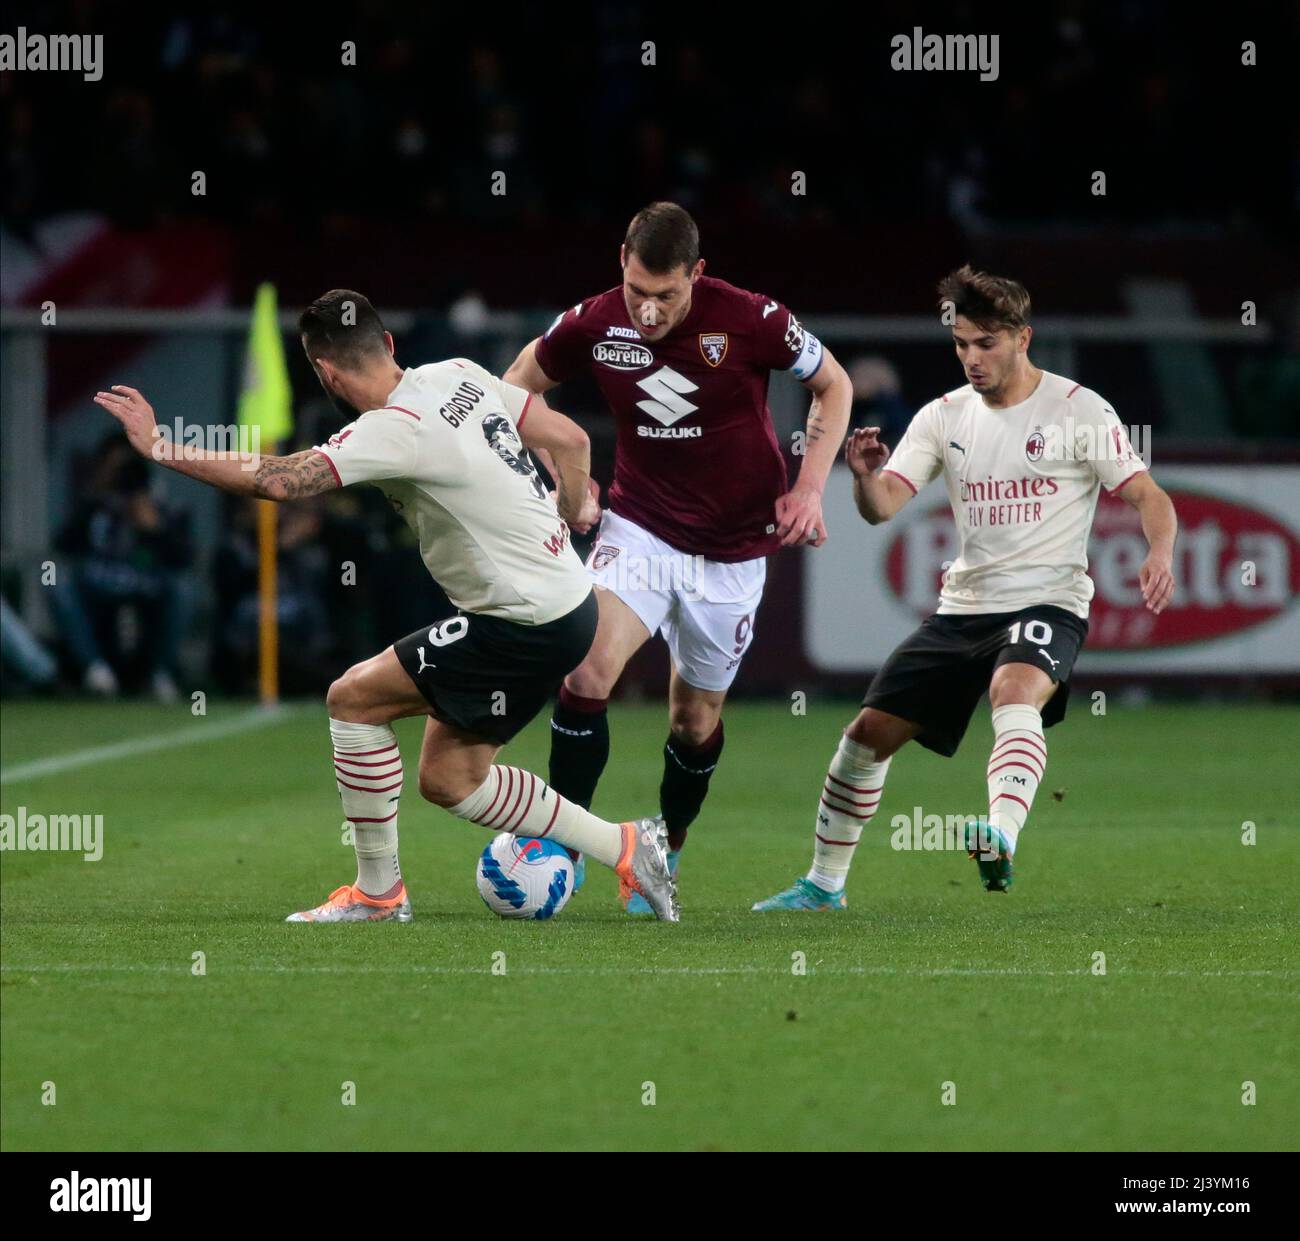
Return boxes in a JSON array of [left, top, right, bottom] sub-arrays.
[[505, 202, 852, 911]]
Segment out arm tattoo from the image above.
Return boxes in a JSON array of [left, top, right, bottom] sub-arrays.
[[253, 450, 339, 501], [806, 404, 825, 445]]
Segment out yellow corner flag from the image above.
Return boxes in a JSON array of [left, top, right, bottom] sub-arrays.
[[237, 283, 294, 707], [237, 282, 294, 445]]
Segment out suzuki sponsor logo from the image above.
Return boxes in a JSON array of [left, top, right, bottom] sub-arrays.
[[635, 365, 700, 426], [883, 489, 1300, 649], [637, 425, 703, 439], [593, 341, 653, 371]]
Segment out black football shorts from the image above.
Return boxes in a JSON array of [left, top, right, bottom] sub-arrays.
[[861, 604, 1089, 757], [394, 590, 597, 745]]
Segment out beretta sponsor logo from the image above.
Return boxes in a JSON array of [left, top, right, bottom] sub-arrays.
[[593, 341, 653, 370], [882, 488, 1299, 650]]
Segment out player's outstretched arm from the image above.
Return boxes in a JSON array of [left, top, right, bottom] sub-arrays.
[[845, 427, 914, 524], [516, 393, 600, 532], [1117, 471, 1177, 614], [94, 385, 340, 501]]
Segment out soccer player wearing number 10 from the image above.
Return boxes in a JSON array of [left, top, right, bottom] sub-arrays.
[[754, 266, 1179, 908]]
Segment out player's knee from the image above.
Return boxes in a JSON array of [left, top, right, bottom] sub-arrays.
[[845, 711, 892, 759], [326, 666, 368, 720], [565, 657, 620, 700], [669, 702, 721, 746], [989, 676, 1042, 710], [418, 767, 466, 808]]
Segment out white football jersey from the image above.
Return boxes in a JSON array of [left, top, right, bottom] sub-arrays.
[[884, 370, 1147, 618], [313, 360, 590, 625]]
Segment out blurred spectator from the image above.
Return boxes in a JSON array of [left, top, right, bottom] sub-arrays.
[[212, 497, 334, 695], [0, 596, 58, 692], [49, 436, 194, 699], [846, 355, 912, 443]]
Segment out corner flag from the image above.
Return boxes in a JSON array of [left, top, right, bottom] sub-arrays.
[[237, 282, 294, 707], [237, 282, 294, 446]]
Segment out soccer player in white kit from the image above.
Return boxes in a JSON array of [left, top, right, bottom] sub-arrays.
[[754, 266, 1178, 906], [95, 289, 678, 921]]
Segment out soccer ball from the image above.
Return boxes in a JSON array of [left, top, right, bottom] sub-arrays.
[[476, 834, 575, 920]]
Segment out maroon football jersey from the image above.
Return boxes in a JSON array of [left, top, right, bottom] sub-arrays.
[[533, 275, 824, 562]]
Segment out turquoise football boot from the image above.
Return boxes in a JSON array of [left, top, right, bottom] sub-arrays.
[[964, 817, 1015, 892], [572, 851, 586, 892], [751, 876, 847, 912]]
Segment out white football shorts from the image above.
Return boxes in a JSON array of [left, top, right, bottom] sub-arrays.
[[585, 510, 766, 692]]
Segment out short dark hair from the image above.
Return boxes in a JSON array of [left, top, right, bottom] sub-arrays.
[[299, 289, 388, 368], [937, 265, 1031, 333], [623, 202, 700, 274]]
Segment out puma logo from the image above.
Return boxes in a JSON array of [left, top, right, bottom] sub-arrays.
[[818, 813, 830, 827], [762, 300, 778, 318], [416, 647, 436, 675], [1039, 649, 1060, 670], [949, 441, 966, 455]]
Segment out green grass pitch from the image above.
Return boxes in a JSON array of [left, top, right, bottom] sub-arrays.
[[2, 698, 1296, 1151]]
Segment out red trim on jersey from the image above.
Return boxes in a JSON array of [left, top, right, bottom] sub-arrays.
[[941, 393, 950, 402], [382, 405, 422, 420], [1107, 468, 1146, 496], [881, 468, 918, 495], [517, 393, 533, 429], [1067, 383, 1082, 398], [311, 448, 343, 488]]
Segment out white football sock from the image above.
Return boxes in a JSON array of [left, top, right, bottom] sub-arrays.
[[986, 704, 1046, 854], [330, 718, 404, 898], [448, 766, 626, 868], [807, 734, 891, 892]]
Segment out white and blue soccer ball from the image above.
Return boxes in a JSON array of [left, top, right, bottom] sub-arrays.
[[476, 834, 575, 920]]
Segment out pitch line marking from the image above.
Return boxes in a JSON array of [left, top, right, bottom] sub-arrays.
[[0, 705, 309, 785], [1, 963, 1293, 979]]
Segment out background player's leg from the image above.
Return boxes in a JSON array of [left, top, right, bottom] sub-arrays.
[[424, 718, 677, 918], [287, 647, 430, 922], [660, 667, 727, 852], [984, 662, 1057, 856], [548, 588, 651, 809]]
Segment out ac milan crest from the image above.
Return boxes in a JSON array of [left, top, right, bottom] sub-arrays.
[[699, 333, 728, 367], [1026, 429, 1046, 462]]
